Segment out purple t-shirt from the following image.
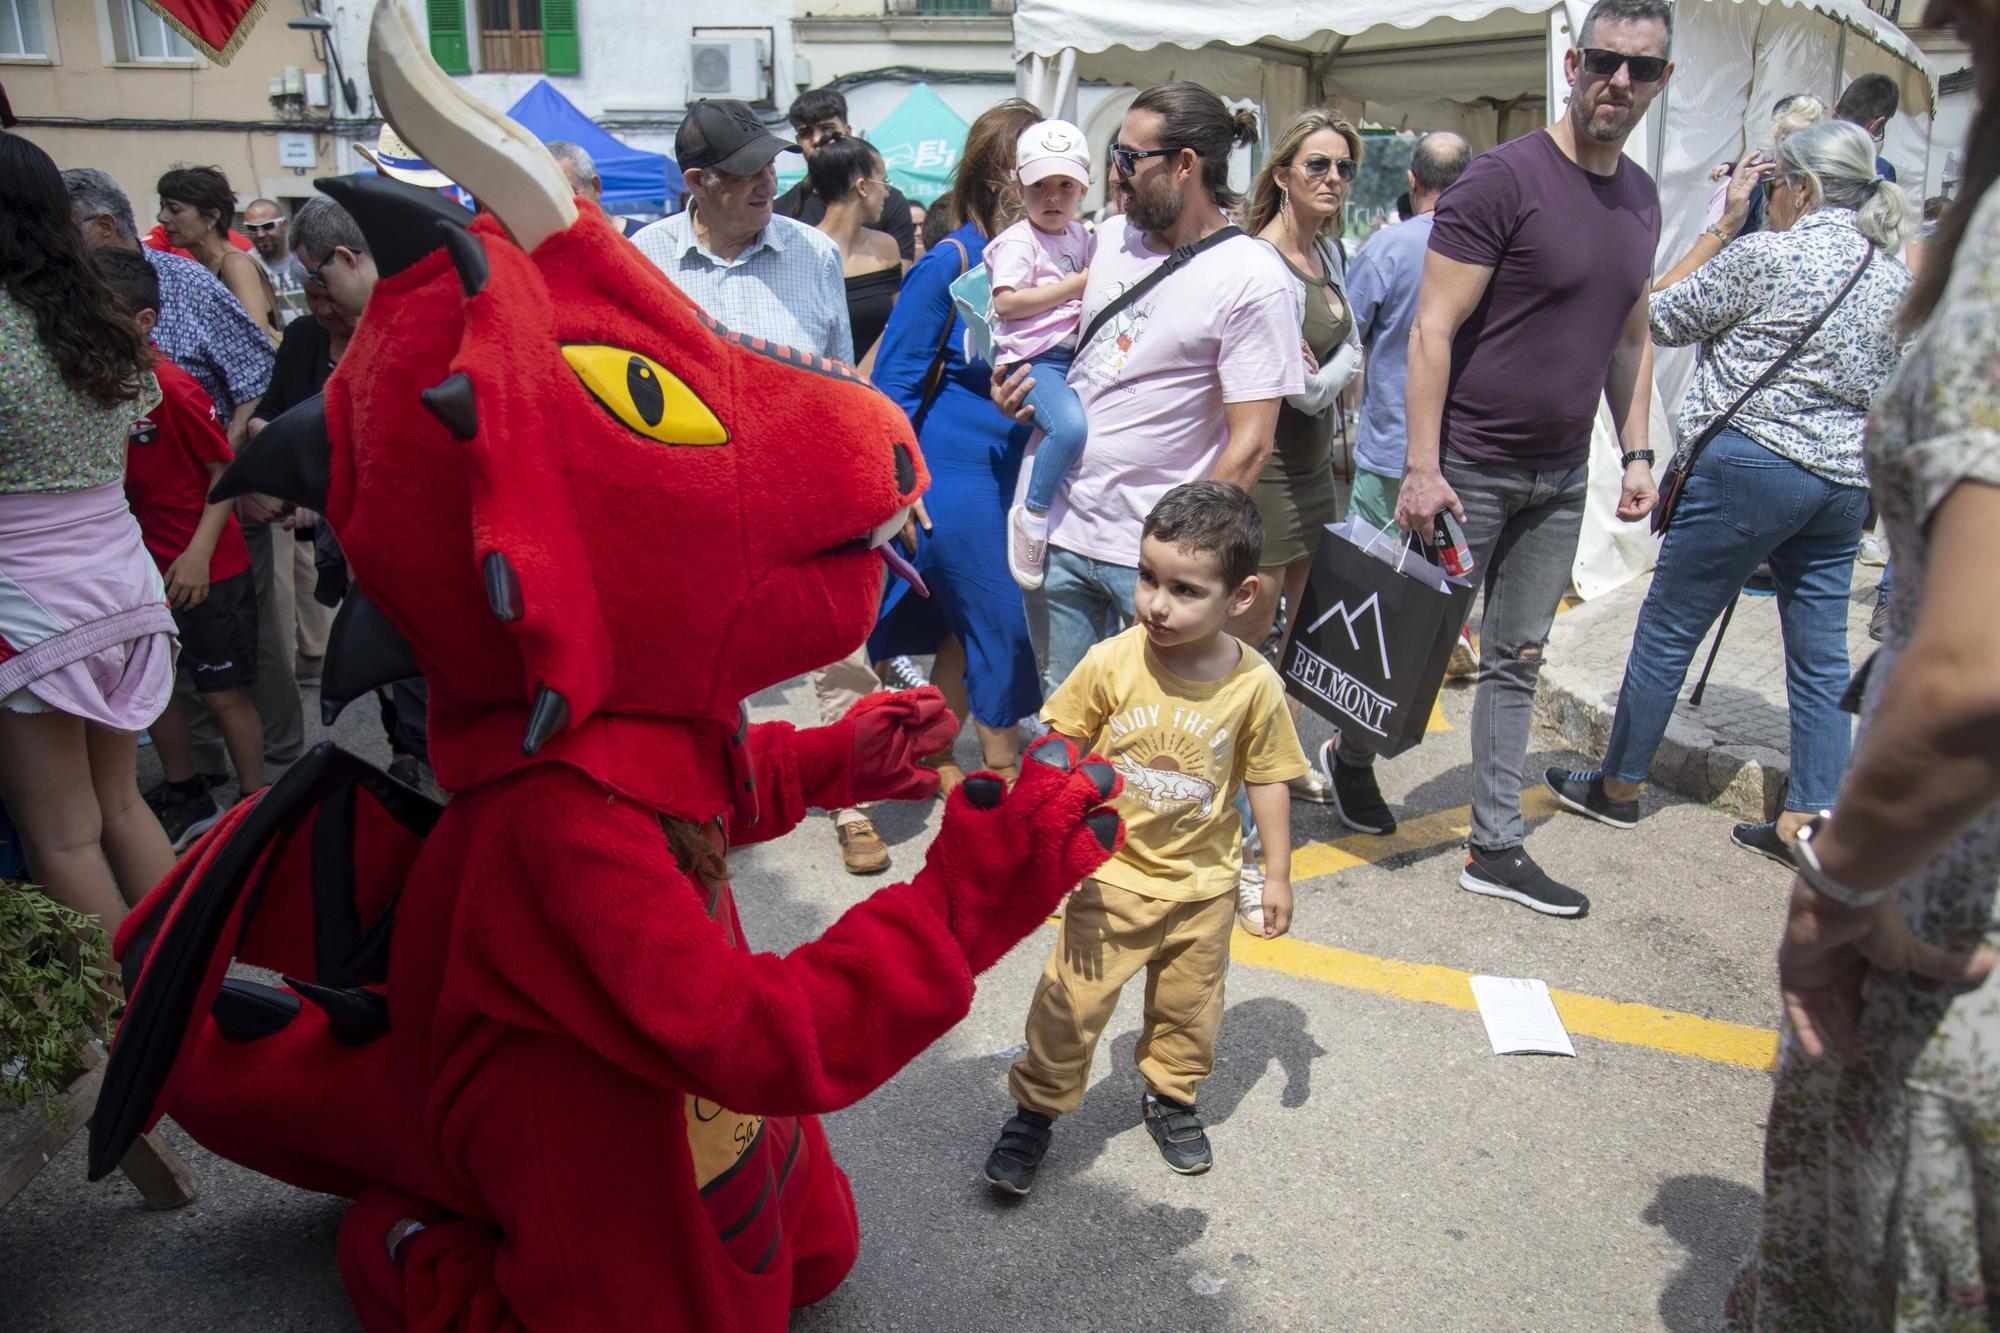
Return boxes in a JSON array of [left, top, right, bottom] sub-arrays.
[[1427, 129, 1660, 469]]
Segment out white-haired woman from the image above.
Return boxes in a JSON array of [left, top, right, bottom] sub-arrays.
[[1546, 119, 1913, 860]]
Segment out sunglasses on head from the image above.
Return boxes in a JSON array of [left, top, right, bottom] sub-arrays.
[[1299, 155, 1357, 183], [1110, 142, 1185, 177], [242, 219, 282, 234], [1579, 47, 1669, 84]]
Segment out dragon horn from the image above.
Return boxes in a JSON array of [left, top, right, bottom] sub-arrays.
[[367, 0, 577, 252]]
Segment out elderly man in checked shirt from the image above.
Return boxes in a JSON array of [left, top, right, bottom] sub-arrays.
[[635, 100, 896, 876]]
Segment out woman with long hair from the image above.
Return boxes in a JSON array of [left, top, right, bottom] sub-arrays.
[[811, 135, 903, 371], [1236, 108, 1366, 807], [156, 164, 282, 343], [0, 132, 178, 928], [1721, 0, 2000, 1320], [869, 99, 1044, 788], [1549, 119, 1914, 861]]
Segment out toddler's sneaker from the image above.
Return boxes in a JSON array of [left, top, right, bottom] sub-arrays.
[[1236, 861, 1266, 934], [1142, 1093, 1212, 1175], [983, 1108, 1054, 1195], [1007, 505, 1049, 590]]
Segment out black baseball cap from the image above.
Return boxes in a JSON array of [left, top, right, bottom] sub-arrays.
[[675, 100, 800, 175]]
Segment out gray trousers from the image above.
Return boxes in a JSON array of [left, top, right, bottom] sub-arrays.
[[1339, 452, 1586, 852], [181, 520, 305, 776]]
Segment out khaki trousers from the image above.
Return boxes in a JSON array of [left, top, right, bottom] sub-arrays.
[[1009, 878, 1234, 1116], [811, 646, 879, 828], [270, 527, 332, 664]]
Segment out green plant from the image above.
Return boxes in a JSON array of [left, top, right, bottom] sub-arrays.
[[1, 882, 119, 1119]]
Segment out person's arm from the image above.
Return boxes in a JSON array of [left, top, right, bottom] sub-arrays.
[[162, 460, 236, 610], [1245, 780, 1292, 938], [822, 246, 854, 366], [1209, 277, 1303, 485], [1394, 251, 1493, 531], [1776, 480, 2000, 1063], [991, 271, 1088, 320], [1654, 157, 1771, 292], [1209, 398, 1281, 488], [1288, 309, 1363, 417], [1604, 292, 1658, 522], [218, 250, 281, 345], [1647, 229, 1762, 350], [226, 399, 260, 451]]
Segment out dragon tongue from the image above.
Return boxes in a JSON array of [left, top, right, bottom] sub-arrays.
[[879, 542, 929, 599]]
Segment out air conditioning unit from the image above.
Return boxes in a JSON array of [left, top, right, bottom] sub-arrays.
[[688, 37, 766, 102]]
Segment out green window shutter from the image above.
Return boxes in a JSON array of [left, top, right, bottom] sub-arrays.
[[542, 0, 579, 75], [427, 0, 470, 75]]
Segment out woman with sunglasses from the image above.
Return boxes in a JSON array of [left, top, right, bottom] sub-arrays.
[[155, 165, 283, 345], [1232, 109, 1366, 811]]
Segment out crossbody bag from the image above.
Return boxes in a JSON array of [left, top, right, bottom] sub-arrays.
[[1074, 224, 1243, 356], [1652, 245, 1875, 536]]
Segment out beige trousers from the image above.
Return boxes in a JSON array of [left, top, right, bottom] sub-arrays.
[[1009, 878, 1235, 1116], [269, 527, 332, 664], [811, 647, 879, 828]]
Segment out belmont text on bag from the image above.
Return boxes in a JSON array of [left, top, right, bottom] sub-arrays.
[[1283, 518, 1476, 759]]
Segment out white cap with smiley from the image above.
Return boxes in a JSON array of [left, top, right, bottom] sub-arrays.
[[1016, 119, 1091, 187]]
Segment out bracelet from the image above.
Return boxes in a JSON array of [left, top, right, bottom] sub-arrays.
[[1621, 449, 1655, 468], [1791, 814, 1889, 909]]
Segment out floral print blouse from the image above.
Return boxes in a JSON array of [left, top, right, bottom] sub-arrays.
[[1650, 208, 1911, 488], [0, 288, 159, 495]]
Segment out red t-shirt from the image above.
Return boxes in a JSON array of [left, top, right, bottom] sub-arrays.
[[124, 355, 251, 582]]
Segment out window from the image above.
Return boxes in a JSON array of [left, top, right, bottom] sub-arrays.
[[478, 0, 542, 73], [0, 0, 47, 58], [114, 0, 196, 62]]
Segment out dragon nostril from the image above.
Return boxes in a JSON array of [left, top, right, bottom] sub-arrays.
[[893, 443, 916, 495]]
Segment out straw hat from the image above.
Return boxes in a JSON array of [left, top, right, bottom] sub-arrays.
[[355, 123, 454, 189]]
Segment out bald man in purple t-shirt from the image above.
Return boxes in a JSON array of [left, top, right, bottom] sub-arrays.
[[1383, 0, 1672, 919]]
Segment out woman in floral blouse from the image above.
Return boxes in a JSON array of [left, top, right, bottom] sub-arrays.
[[0, 132, 177, 929], [1545, 119, 1913, 862], [1726, 0, 2000, 1319]]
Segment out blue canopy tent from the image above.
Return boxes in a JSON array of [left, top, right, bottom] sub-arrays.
[[505, 78, 683, 211]]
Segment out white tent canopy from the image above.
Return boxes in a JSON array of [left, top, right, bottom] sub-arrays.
[[1014, 0, 1939, 597]]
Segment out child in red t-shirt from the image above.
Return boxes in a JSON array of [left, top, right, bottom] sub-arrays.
[[99, 249, 265, 850]]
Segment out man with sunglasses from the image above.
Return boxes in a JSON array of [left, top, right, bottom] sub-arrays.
[[242, 198, 307, 325], [1392, 0, 1669, 919]]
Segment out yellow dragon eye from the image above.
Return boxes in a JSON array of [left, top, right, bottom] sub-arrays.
[[560, 344, 728, 446]]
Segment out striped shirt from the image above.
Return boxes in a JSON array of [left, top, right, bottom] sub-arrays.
[[632, 208, 852, 363]]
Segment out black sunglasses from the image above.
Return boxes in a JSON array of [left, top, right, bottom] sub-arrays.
[[1110, 142, 1186, 177], [1579, 47, 1669, 84], [1300, 155, 1358, 183]]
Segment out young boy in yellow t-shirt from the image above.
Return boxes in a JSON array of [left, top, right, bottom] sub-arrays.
[[984, 481, 1308, 1191]]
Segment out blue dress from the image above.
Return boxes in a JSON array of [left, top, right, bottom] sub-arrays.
[[868, 222, 1042, 728]]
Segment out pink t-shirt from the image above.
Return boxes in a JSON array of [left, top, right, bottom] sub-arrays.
[[983, 218, 1094, 364], [1045, 215, 1302, 567]]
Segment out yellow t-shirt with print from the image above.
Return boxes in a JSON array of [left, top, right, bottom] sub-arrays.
[[1042, 625, 1309, 903]]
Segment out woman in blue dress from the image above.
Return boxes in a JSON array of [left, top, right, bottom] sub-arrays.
[[870, 100, 1043, 785]]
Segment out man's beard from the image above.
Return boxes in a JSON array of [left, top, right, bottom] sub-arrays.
[[1125, 173, 1184, 234], [1572, 88, 1637, 143]]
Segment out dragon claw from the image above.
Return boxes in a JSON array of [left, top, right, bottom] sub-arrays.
[[962, 776, 1005, 809], [1025, 734, 1073, 772], [1084, 809, 1121, 853]]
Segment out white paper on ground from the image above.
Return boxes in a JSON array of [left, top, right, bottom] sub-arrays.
[[1468, 975, 1577, 1057]]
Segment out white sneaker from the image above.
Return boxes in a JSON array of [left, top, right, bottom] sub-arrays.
[[1857, 532, 1889, 567], [1007, 505, 1048, 591], [1236, 861, 1266, 934]]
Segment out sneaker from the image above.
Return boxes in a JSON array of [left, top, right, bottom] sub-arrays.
[[1857, 531, 1889, 567], [884, 656, 929, 692], [1730, 821, 1794, 868], [386, 755, 424, 789], [1868, 595, 1890, 643], [983, 1108, 1054, 1195], [143, 772, 224, 815], [1458, 844, 1589, 917], [836, 817, 890, 875], [1446, 629, 1478, 680], [1007, 505, 1048, 591], [1286, 763, 1334, 804], [1543, 767, 1639, 830], [1142, 1093, 1212, 1175], [1236, 860, 1266, 934], [1321, 738, 1395, 835], [157, 788, 224, 852]]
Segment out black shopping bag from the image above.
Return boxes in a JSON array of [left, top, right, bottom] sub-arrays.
[[1283, 517, 1476, 759]]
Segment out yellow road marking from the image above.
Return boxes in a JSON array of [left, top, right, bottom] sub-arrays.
[[1426, 695, 1451, 733], [1229, 932, 1778, 1070], [1291, 788, 1562, 883]]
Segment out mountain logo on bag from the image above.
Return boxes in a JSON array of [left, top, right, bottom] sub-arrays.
[[1303, 591, 1393, 681]]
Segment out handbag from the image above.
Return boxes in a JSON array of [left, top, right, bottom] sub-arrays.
[[1074, 224, 1243, 355], [910, 236, 970, 432], [1652, 245, 1875, 536]]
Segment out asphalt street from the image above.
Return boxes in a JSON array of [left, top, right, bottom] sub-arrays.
[[2, 665, 1789, 1331]]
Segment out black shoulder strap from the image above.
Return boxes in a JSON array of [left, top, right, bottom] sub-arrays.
[[1077, 224, 1243, 356]]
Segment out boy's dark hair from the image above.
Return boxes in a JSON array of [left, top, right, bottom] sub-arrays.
[[95, 246, 161, 316], [808, 134, 881, 204], [1143, 481, 1263, 589], [1578, 0, 1673, 48], [788, 87, 847, 132], [1836, 73, 1900, 131]]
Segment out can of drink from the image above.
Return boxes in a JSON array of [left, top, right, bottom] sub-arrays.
[[1433, 511, 1474, 578]]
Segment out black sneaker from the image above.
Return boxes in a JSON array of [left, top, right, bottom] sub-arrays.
[[143, 771, 224, 815], [983, 1109, 1054, 1196], [1730, 821, 1794, 867], [157, 788, 224, 852], [1142, 1093, 1212, 1175], [1321, 737, 1396, 835], [1459, 845, 1589, 918], [1543, 768, 1639, 830], [387, 755, 424, 789]]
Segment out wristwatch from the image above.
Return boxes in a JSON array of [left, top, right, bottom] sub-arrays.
[[1621, 449, 1655, 468], [1792, 813, 1888, 909], [1704, 222, 1734, 243]]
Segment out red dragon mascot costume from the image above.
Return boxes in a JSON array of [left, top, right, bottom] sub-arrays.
[[86, 5, 1122, 1328]]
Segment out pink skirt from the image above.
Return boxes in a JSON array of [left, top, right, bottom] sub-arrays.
[[0, 482, 177, 730]]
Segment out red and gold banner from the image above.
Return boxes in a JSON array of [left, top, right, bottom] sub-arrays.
[[136, 0, 273, 66]]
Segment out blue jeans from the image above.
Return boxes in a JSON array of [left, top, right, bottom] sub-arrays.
[[1037, 545, 1138, 698], [1016, 347, 1087, 514], [1603, 429, 1867, 811]]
